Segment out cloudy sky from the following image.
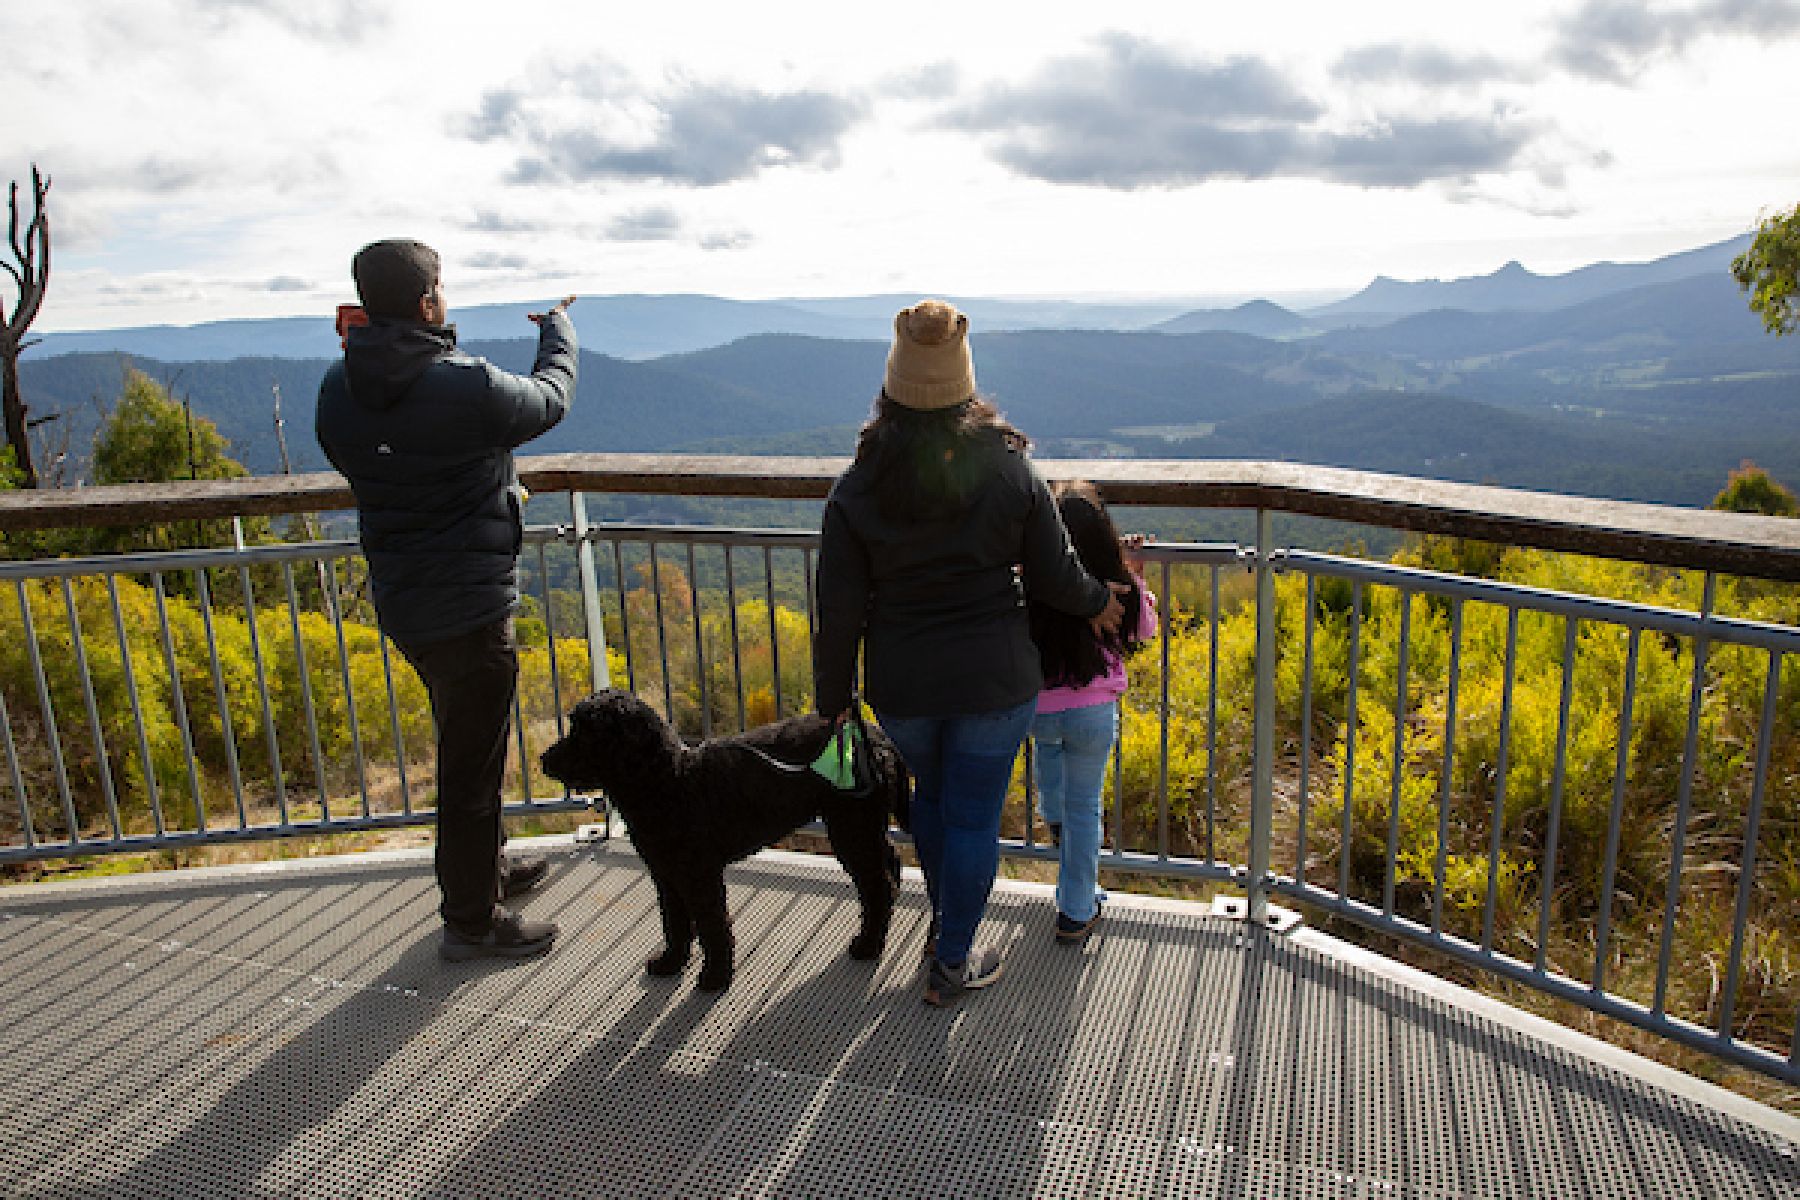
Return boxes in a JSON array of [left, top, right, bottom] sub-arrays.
[[9, 0, 1800, 331]]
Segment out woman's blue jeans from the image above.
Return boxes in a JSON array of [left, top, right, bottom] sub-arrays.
[[1030, 700, 1118, 923], [876, 698, 1037, 968]]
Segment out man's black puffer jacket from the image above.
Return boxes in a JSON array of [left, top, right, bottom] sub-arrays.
[[315, 312, 577, 647]]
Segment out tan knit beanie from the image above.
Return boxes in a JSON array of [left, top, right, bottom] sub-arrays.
[[884, 299, 975, 410]]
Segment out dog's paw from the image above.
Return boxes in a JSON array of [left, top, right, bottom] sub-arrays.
[[646, 949, 689, 977], [848, 933, 885, 961], [696, 964, 734, 992]]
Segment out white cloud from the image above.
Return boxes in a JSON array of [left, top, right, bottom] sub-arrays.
[[6, 1, 1797, 331]]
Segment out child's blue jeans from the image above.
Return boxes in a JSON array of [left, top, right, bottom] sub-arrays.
[[1030, 700, 1118, 923], [876, 698, 1037, 968]]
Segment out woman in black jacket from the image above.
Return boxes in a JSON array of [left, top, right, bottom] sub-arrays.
[[813, 300, 1123, 1005]]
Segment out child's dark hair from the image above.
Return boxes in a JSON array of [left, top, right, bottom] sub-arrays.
[[1030, 480, 1147, 688]]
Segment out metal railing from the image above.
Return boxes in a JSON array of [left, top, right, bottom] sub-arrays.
[[3, 456, 1799, 1085]]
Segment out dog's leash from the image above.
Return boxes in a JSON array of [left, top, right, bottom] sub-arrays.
[[738, 709, 877, 799], [739, 743, 815, 776]]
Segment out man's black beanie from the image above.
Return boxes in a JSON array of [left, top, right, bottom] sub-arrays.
[[352, 239, 440, 319]]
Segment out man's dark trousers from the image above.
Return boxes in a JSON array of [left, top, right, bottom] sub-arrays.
[[395, 617, 518, 935]]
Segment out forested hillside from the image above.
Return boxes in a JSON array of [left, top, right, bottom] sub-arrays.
[[15, 256, 1800, 511]]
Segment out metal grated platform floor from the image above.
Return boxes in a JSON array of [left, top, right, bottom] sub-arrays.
[[0, 839, 1795, 1199]]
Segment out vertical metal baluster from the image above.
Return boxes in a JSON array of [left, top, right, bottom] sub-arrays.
[[536, 541, 572, 803], [1249, 513, 1277, 925], [237, 563, 288, 826], [1481, 607, 1520, 955], [649, 544, 675, 721], [61, 578, 122, 840], [688, 544, 711, 739], [1654, 574, 1715, 1017], [1535, 617, 1580, 974], [16, 581, 80, 843], [537, 541, 566, 729], [1206, 563, 1220, 864], [803, 547, 821, 717], [1296, 573, 1317, 881], [1593, 628, 1641, 994], [1338, 582, 1363, 901], [1383, 590, 1412, 918], [724, 546, 747, 731], [511, 677, 532, 805], [569, 492, 611, 694], [512, 542, 541, 804], [1719, 651, 1781, 1041], [323, 559, 371, 817], [1108, 705, 1123, 863], [194, 568, 248, 829], [152, 573, 206, 833], [1024, 725, 1042, 851], [764, 546, 784, 719], [1156, 559, 1172, 866], [0, 684, 33, 848], [107, 576, 164, 835], [612, 540, 638, 693], [283, 562, 331, 822], [1432, 598, 1464, 937], [378, 633, 413, 816]]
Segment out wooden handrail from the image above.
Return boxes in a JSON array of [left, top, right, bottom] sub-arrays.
[[4, 454, 1800, 581]]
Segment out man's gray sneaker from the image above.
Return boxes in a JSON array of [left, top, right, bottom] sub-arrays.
[[440, 909, 557, 961]]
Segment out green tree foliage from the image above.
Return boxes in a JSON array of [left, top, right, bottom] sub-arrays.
[[93, 369, 245, 486], [1733, 203, 1800, 336], [0, 572, 603, 837], [82, 369, 274, 556], [1712, 460, 1798, 516]]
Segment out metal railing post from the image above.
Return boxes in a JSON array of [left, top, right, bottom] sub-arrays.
[[570, 491, 612, 693], [1248, 508, 1277, 925]]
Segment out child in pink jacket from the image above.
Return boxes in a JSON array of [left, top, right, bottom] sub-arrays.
[[1027, 481, 1158, 942]]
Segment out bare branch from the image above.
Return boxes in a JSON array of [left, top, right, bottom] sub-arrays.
[[7, 179, 21, 267]]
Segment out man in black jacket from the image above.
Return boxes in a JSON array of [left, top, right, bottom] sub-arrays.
[[316, 239, 577, 961]]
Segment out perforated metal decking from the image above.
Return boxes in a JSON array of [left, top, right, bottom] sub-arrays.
[[1, 843, 1795, 1199]]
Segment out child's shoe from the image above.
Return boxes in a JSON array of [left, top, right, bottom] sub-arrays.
[[1055, 900, 1102, 944]]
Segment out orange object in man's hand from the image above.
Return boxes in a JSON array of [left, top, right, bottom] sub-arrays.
[[335, 303, 369, 348]]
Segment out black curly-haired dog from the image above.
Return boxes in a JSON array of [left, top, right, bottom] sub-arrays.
[[540, 689, 910, 992]]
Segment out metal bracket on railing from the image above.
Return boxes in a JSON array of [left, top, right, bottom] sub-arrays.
[[575, 795, 613, 844], [1211, 894, 1303, 933]]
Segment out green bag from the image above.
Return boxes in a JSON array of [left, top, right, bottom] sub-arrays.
[[810, 707, 876, 796]]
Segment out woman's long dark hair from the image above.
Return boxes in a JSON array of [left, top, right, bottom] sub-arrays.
[[1030, 480, 1147, 688], [854, 393, 1029, 522]]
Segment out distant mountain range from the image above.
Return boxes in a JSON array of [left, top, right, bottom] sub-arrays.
[[1314, 233, 1756, 318], [28, 234, 1755, 361], [16, 232, 1797, 511], [30, 295, 1211, 364]]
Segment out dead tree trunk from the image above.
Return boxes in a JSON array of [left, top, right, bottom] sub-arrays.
[[2, 165, 51, 489]]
